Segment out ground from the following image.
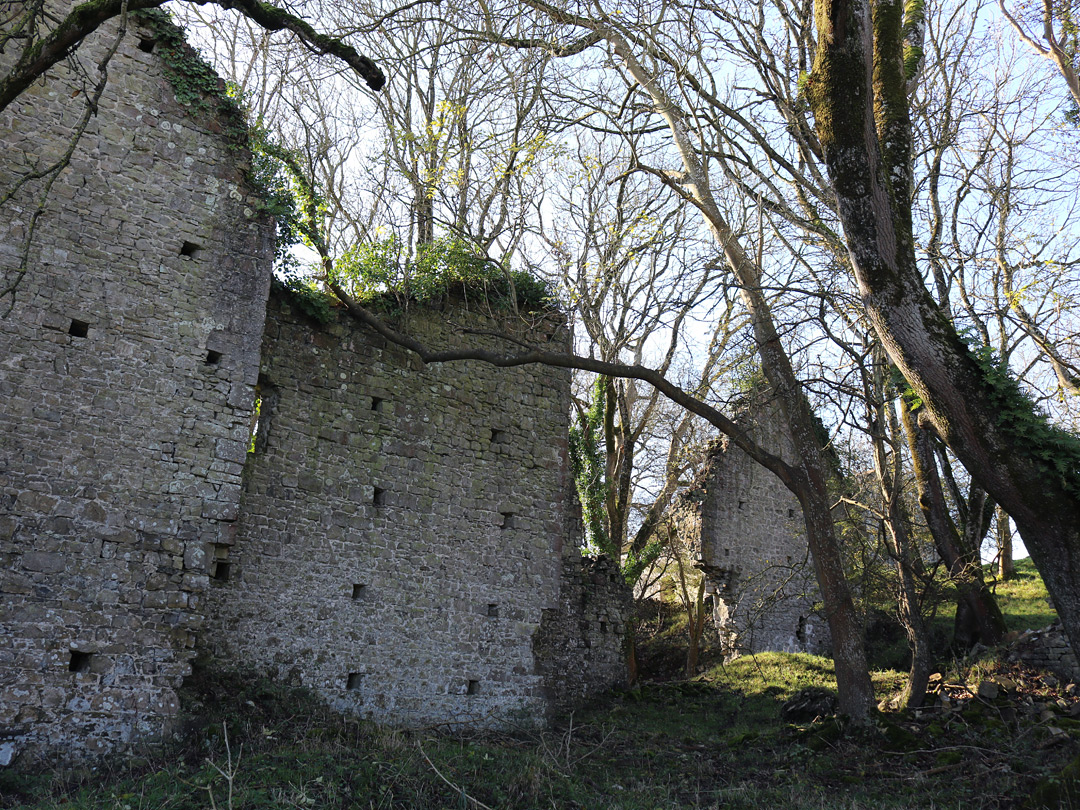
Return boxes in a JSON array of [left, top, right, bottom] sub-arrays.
[[4, 560, 1078, 809]]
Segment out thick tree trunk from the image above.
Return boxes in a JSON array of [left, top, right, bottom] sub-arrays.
[[811, 0, 1080, 659]]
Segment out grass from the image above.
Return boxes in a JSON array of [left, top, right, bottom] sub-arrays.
[[4, 561, 1075, 810], [992, 558, 1059, 634]]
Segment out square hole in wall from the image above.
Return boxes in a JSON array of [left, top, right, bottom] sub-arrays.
[[466, 679, 480, 696], [487, 603, 499, 618], [68, 319, 89, 338], [371, 396, 384, 412], [372, 487, 386, 507], [180, 241, 203, 259], [352, 583, 367, 600], [210, 544, 231, 582], [500, 512, 515, 530], [600, 621, 608, 633], [205, 350, 223, 365], [346, 672, 363, 690], [490, 428, 505, 443], [738, 500, 745, 511], [69, 650, 92, 673], [788, 508, 796, 519], [137, 37, 156, 53]]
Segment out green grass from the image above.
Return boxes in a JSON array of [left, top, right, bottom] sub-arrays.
[[4, 563, 1071, 810], [992, 557, 1058, 633], [864, 556, 1057, 672], [8, 651, 1075, 810]]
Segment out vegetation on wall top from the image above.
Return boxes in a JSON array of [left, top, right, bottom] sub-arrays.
[[334, 235, 554, 314], [133, 9, 247, 141]]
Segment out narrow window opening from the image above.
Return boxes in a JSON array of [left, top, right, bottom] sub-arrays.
[[490, 428, 505, 443], [205, 350, 222, 365], [372, 487, 386, 507], [737, 500, 745, 511], [600, 621, 608, 633], [466, 679, 480, 696], [210, 544, 231, 582], [249, 376, 277, 455], [786, 556, 793, 565], [137, 37, 156, 53], [788, 508, 796, 519], [724, 548, 730, 557], [500, 512, 515, 530], [68, 319, 89, 338], [69, 650, 92, 673], [487, 603, 499, 618], [180, 241, 203, 259], [346, 672, 363, 690], [371, 396, 384, 412], [796, 616, 808, 644], [352, 584, 367, 600], [247, 394, 262, 453]]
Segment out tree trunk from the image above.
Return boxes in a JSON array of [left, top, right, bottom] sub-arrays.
[[871, 359, 931, 709], [900, 405, 1006, 647], [997, 506, 1016, 581], [588, 21, 876, 720], [810, 0, 1080, 661]]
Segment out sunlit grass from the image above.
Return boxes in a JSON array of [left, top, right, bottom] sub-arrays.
[[992, 557, 1057, 633]]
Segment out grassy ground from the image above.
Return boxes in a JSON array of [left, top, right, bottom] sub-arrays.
[[4, 560, 1076, 810], [993, 558, 1059, 634]]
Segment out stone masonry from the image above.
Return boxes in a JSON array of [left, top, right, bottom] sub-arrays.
[[202, 294, 584, 727], [677, 392, 830, 659], [0, 11, 273, 764], [0, 11, 629, 767]]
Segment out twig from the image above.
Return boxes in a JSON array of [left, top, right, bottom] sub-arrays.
[[417, 741, 495, 810]]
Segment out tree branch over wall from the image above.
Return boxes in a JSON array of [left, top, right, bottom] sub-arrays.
[[0, 0, 384, 115]]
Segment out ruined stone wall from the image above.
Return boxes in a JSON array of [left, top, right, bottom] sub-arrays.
[[0, 15, 274, 763], [533, 555, 632, 711], [0, 9, 632, 767], [1008, 623, 1080, 685], [199, 294, 606, 727], [678, 396, 829, 658]]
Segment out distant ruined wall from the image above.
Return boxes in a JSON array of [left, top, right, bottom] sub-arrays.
[[678, 395, 830, 658], [0, 14, 274, 763], [200, 294, 598, 727]]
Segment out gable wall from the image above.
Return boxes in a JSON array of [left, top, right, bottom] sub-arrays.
[[679, 398, 830, 658], [0, 14, 274, 763]]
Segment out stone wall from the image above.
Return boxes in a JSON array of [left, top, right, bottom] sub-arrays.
[[677, 394, 829, 658], [1007, 622, 1080, 685], [0, 8, 631, 767], [533, 555, 632, 712], [199, 294, 598, 727], [0, 14, 274, 763]]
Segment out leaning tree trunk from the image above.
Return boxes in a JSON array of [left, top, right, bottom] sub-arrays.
[[810, 0, 1080, 657], [589, 22, 875, 719]]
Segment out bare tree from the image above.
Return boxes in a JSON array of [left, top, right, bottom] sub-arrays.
[[998, 0, 1080, 114]]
